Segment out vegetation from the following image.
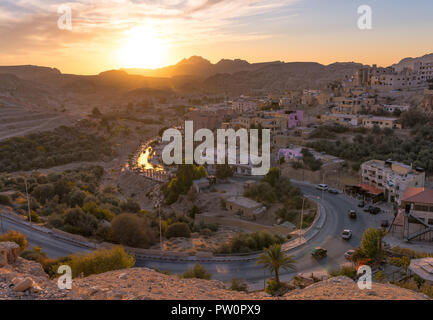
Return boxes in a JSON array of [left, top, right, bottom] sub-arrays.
[[307, 124, 433, 174], [300, 148, 322, 171], [0, 194, 12, 206], [182, 263, 212, 280], [0, 126, 112, 172], [0, 230, 28, 251], [230, 278, 248, 292], [256, 243, 296, 284], [163, 164, 207, 204], [165, 222, 191, 239], [389, 256, 411, 269], [216, 231, 285, 254], [350, 228, 385, 264], [329, 266, 357, 279], [111, 213, 155, 248], [52, 246, 135, 278]]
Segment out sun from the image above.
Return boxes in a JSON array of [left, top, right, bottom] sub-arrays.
[[117, 26, 166, 69]]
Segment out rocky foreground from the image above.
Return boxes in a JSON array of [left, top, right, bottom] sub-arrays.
[[0, 242, 429, 300]]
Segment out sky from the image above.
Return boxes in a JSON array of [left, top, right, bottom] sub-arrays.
[[0, 0, 432, 74]]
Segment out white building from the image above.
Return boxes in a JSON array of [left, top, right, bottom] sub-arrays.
[[361, 160, 425, 203]]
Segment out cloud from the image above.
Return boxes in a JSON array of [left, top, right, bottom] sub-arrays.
[[0, 0, 299, 68]]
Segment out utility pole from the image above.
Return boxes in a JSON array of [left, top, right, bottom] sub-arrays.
[[299, 197, 305, 243], [24, 178, 32, 226], [158, 201, 163, 251], [0, 212, 4, 233]]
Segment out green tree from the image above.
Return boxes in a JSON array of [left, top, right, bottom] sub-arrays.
[[182, 263, 211, 280], [360, 228, 385, 261], [111, 213, 154, 248], [256, 243, 296, 284]]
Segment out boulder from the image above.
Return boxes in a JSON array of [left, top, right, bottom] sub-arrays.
[[0, 242, 20, 267], [13, 277, 34, 292]]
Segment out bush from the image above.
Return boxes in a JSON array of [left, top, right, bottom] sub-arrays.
[[0, 194, 12, 206], [0, 230, 28, 251], [111, 213, 155, 248], [329, 266, 357, 279], [53, 246, 135, 278], [165, 222, 191, 239], [182, 263, 211, 280], [390, 256, 411, 269], [230, 278, 248, 292], [265, 279, 280, 296], [216, 231, 284, 254], [62, 207, 98, 237]]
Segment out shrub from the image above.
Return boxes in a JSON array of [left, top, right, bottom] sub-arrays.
[[0, 230, 28, 251], [329, 266, 357, 279], [63, 207, 98, 237], [0, 194, 12, 206], [53, 246, 135, 278], [390, 256, 411, 269], [230, 278, 248, 292], [111, 213, 155, 248], [265, 279, 280, 296], [165, 222, 191, 239], [182, 263, 211, 280], [216, 231, 284, 254]]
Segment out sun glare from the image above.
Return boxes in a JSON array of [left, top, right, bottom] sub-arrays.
[[118, 26, 166, 69]]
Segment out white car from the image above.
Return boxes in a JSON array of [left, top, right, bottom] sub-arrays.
[[316, 184, 328, 191], [341, 229, 353, 240], [344, 249, 355, 260]]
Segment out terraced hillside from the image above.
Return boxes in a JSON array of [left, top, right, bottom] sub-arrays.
[[0, 106, 75, 142]]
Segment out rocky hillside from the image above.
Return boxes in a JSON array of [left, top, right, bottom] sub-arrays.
[[0, 242, 428, 300]]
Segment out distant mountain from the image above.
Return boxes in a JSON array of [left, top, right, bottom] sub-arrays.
[[122, 56, 283, 78], [392, 53, 433, 71], [0, 65, 61, 80]]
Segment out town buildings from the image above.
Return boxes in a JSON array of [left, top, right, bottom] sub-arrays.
[[391, 187, 433, 242], [361, 160, 425, 203]]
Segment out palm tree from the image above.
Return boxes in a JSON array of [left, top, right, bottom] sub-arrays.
[[256, 244, 296, 284]]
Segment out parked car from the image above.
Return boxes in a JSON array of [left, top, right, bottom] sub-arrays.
[[344, 249, 356, 260], [369, 206, 381, 215], [381, 220, 390, 228], [348, 210, 357, 219], [341, 229, 353, 240], [311, 247, 327, 258], [328, 188, 338, 194], [316, 184, 328, 191], [358, 201, 365, 208]]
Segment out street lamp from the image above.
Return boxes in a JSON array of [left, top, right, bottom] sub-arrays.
[[299, 197, 305, 243], [24, 178, 32, 226]]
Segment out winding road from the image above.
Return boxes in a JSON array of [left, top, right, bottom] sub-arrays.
[[0, 181, 391, 290]]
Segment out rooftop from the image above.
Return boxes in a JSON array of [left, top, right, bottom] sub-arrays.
[[402, 188, 433, 205], [226, 196, 263, 209], [409, 258, 433, 283]]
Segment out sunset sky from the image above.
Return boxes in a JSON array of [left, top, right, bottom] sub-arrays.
[[0, 0, 432, 75]]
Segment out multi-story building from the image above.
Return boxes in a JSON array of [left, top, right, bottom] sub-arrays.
[[391, 187, 433, 242], [361, 116, 402, 129], [352, 62, 433, 91], [231, 98, 258, 113], [361, 160, 425, 203], [331, 96, 376, 114], [382, 104, 410, 114], [320, 113, 361, 126]]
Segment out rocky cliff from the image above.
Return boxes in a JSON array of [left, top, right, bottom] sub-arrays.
[[0, 242, 428, 300]]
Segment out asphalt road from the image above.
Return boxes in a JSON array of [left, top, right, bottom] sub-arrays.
[[135, 182, 389, 290], [1, 181, 390, 290], [0, 215, 90, 258]]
